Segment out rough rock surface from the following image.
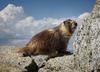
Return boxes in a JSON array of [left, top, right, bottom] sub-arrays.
[[0, 46, 38, 72], [74, 0, 100, 72], [0, 46, 74, 72], [38, 55, 76, 72], [31, 55, 48, 68], [92, 0, 100, 18]]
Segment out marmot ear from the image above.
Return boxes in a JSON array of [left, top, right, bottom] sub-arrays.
[[63, 21, 66, 24], [63, 20, 68, 24]]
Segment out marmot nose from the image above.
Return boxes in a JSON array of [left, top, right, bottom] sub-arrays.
[[75, 23, 77, 27]]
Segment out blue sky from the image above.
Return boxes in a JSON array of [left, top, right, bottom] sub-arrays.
[[0, 0, 95, 19], [0, 0, 95, 49]]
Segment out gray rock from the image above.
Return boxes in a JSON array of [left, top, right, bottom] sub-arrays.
[[92, 0, 100, 18], [0, 46, 76, 72], [74, 0, 100, 72], [31, 55, 48, 68], [0, 63, 22, 72], [38, 55, 78, 72], [0, 46, 38, 72]]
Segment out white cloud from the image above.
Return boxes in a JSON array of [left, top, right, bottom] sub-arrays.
[[0, 4, 24, 22], [0, 4, 68, 39]]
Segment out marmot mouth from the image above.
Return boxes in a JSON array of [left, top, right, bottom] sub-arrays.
[[72, 27, 76, 32]]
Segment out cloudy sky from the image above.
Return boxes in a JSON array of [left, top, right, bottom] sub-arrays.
[[0, 0, 95, 19], [0, 0, 95, 51]]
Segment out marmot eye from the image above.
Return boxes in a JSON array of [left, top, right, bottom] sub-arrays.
[[72, 23, 77, 29], [67, 22, 71, 24]]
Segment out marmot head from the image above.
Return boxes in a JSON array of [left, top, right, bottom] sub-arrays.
[[63, 19, 77, 33]]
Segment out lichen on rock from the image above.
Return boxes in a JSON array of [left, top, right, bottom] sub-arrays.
[[74, 0, 100, 71]]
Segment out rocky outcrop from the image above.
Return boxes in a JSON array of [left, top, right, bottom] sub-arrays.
[[0, 46, 74, 72], [0, 46, 38, 72], [38, 55, 75, 72], [74, 0, 100, 72], [92, 0, 100, 18]]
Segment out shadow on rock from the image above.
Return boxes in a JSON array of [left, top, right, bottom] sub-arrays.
[[24, 60, 38, 72]]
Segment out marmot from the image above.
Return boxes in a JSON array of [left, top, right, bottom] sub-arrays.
[[16, 19, 77, 57]]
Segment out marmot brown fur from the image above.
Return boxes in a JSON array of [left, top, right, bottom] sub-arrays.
[[16, 19, 77, 57]]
